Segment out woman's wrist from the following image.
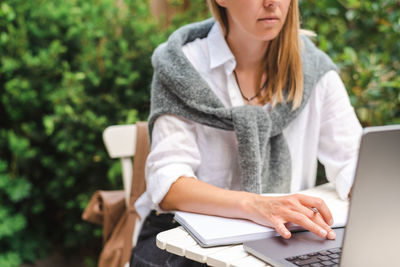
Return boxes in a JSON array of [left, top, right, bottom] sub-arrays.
[[236, 191, 264, 220]]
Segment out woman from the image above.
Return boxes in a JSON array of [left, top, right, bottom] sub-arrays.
[[131, 0, 362, 266]]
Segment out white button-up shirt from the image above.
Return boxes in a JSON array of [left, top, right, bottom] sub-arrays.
[[135, 23, 362, 219]]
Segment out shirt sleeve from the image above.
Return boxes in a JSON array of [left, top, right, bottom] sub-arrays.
[[145, 114, 201, 209], [317, 70, 363, 200]]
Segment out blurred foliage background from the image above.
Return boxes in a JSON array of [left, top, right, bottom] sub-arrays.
[[0, 0, 399, 266]]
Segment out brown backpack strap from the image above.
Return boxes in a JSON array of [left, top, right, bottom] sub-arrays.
[[128, 121, 150, 211]]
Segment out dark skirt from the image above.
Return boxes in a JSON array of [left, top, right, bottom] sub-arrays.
[[130, 210, 207, 267]]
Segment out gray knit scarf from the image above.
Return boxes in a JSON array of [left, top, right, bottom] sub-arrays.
[[148, 18, 337, 194]]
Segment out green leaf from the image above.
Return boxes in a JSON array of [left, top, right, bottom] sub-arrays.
[[0, 209, 26, 239], [0, 252, 22, 267], [6, 178, 32, 202]]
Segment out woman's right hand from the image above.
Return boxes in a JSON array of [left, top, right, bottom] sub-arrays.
[[240, 193, 336, 239]]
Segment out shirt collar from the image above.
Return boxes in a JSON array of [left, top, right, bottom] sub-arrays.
[[207, 22, 236, 74]]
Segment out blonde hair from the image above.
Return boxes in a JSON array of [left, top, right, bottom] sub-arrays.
[[207, 0, 303, 109]]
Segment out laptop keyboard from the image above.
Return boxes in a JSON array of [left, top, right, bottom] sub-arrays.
[[285, 247, 341, 266]]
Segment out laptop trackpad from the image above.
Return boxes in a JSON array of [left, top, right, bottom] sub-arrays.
[[244, 228, 344, 266]]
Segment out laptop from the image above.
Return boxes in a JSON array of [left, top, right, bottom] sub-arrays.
[[244, 125, 400, 267]]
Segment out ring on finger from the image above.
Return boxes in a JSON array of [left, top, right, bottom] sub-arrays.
[[310, 207, 319, 214]]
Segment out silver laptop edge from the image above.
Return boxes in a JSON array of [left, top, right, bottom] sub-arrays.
[[244, 125, 400, 267]]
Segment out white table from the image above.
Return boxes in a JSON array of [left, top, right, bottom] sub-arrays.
[[156, 226, 271, 267]]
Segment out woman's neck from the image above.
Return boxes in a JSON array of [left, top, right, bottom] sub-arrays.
[[226, 29, 269, 72]]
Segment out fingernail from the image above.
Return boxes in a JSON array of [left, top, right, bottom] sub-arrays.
[[320, 229, 327, 237], [329, 219, 334, 225], [327, 231, 336, 239]]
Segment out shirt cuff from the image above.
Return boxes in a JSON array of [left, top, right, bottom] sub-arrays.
[[147, 163, 197, 209], [333, 163, 357, 200]]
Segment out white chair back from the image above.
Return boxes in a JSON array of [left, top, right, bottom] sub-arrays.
[[103, 124, 137, 207], [102, 124, 142, 250]]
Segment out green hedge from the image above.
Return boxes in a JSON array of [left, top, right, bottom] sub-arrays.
[[300, 0, 400, 125], [0, 0, 398, 266]]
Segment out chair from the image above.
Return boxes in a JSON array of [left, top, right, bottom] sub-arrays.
[[102, 124, 144, 249]]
